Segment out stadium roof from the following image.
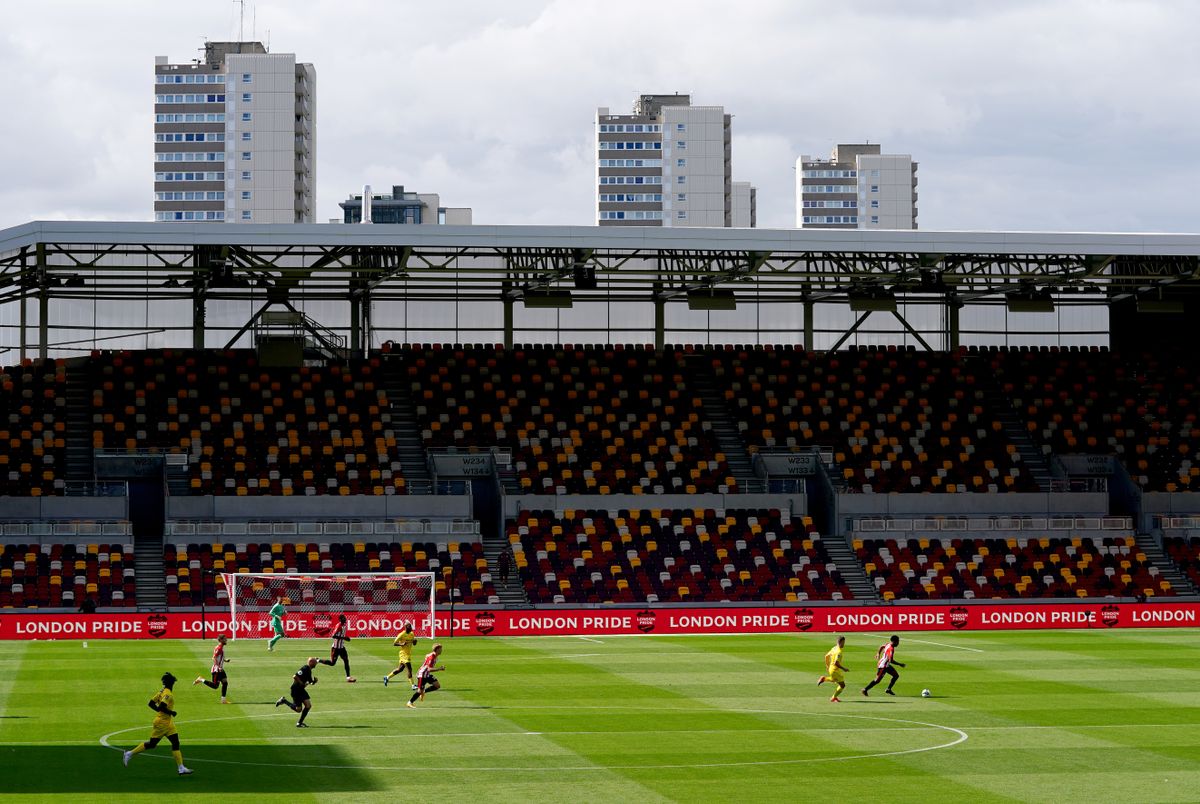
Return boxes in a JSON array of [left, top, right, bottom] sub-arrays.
[[2, 221, 1198, 356]]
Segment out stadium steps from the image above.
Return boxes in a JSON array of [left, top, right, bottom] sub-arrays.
[[687, 361, 764, 493], [822, 534, 880, 602], [380, 358, 433, 495], [63, 358, 94, 490], [1138, 532, 1199, 596], [133, 537, 167, 610], [974, 368, 1054, 491], [482, 536, 531, 609]]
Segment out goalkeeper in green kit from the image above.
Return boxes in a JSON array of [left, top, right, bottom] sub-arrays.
[[267, 596, 288, 651]]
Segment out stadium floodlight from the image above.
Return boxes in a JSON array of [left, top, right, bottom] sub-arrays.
[[848, 288, 897, 312], [223, 572, 437, 640]]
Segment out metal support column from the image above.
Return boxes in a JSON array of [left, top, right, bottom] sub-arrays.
[[947, 297, 961, 351], [653, 293, 665, 350], [349, 289, 362, 355], [36, 243, 48, 361], [803, 299, 815, 350], [502, 293, 514, 349], [192, 288, 206, 350]]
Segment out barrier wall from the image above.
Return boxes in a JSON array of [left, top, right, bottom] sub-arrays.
[[3, 602, 1197, 640]]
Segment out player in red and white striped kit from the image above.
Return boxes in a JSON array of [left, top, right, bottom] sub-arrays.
[[193, 635, 231, 703], [406, 644, 445, 708], [317, 614, 356, 682], [862, 635, 905, 697]]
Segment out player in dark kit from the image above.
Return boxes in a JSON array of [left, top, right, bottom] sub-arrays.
[[317, 614, 356, 682], [276, 657, 318, 727], [862, 635, 906, 696], [193, 634, 231, 702]]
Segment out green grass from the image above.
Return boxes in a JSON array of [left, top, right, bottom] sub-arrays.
[[2, 629, 1199, 802]]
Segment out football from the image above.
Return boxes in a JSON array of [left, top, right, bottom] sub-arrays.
[[921, 688, 931, 698]]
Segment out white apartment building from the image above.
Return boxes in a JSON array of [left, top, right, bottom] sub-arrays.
[[596, 94, 756, 227], [154, 41, 315, 224], [796, 144, 917, 229]]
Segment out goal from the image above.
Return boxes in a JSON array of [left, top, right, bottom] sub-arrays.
[[222, 572, 436, 640]]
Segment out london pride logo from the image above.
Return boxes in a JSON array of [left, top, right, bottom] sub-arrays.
[[474, 611, 496, 635], [146, 613, 168, 638], [635, 609, 657, 633], [792, 608, 814, 631], [949, 607, 969, 630]]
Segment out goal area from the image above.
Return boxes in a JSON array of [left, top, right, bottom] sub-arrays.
[[222, 572, 436, 640]]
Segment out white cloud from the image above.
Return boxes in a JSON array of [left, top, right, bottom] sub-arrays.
[[1, 0, 1199, 232]]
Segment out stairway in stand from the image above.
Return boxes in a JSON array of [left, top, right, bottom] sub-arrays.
[[1136, 533, 1198, 596], [822, 534, 880, 602], [971, 357, 1055, 491], [63, 358, 93, 492], [686, 358, 763, 492], [380, 357, 433, 494], [481, 531, 530, 609], [134, 536, 167, 611]]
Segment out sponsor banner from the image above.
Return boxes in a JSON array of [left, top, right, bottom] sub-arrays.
[[1, 602, 1198, 639]]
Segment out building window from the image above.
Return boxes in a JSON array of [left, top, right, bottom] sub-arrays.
[[241, 210, 252, 220], [676, 158, 686, 167], [241, 191, 251, 200], [242, 93, 252, 102], [676, 123, 686, 131], [241, 171, 251, 181], [677, 210, 687, 219], [870, 185, 879, 193], [242, 73, 252, 83], [676, 141, 686, 149], [871, 169, 880, 177], [241, 112, 252, 122], [871, 215, 879, 224], [870, 200, 879, 208], [677, 193, 686, 202], [241, 151, 251, 161], [677, 176, 686, 184], [241, 132, 252, 141]]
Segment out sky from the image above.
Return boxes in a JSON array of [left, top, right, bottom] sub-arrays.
[[2, 0, 1199, 233]]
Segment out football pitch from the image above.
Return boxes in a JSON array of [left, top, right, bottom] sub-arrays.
[[1, 629, 1198, 803]]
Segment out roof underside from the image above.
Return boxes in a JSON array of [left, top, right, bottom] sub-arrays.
[[1, 221, 1198, 307]]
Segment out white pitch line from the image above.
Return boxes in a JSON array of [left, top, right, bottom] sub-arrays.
[[863, 633, 984, 654], [577, 636, 604, 644], [98, 704, 968, 771], [555, 653, 603, 659]]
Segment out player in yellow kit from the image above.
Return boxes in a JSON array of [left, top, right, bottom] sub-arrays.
[[122, 672, 193, 775], [817, 636, 850, 702], [384, 621, 418, 690]]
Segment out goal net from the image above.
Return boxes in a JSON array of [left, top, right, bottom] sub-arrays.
[[222, 572, 436, 640]]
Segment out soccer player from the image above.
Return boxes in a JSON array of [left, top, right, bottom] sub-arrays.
[[267, 596, 287, 651], [192, 634, 231, 703], [817, 636, 849, 702], [122, 672, 193, 775], [862, 634, 906, 697], [384, 620, 418, 690], [406, 643, 445, 709], [318, 614, 356, 682], [276, 657, 319, 727]]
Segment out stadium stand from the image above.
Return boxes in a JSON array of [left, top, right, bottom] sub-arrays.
[[985, 346, 1200, 492], [164, 520, 496, 608], [1164, 535, 1200, 591], [0, 358, 67, 497], [403, 344, 737, 494], [709, 345, 1039, 492], [0, 543, 135, 608], [508, 508, 852, 604], [855, 533, 1172, 600], [87, 349, 406, 495]]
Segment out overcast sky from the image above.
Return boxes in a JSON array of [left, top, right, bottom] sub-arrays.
[[2, 0, 1198, 232]]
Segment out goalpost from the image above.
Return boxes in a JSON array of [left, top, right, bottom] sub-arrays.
[[222, 572, 437, 640]]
